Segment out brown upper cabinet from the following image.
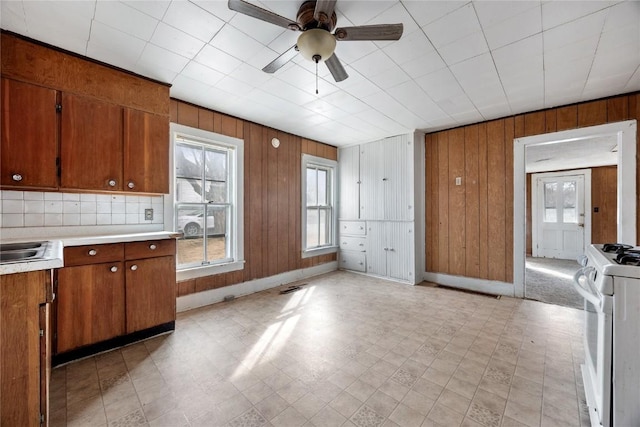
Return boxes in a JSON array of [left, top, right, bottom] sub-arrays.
[[61, 93, 124, 191], [1, 78, 58, 190], [124, 109, 170, 194], [1, 32, 171, 194]]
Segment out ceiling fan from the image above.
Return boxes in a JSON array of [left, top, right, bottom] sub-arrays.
[[228, 0, 403, 84]]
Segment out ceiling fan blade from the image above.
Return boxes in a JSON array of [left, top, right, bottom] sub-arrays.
[[314, 0, 337, 24], [262, 45, 298, 74], [228, 0, 300, 30], [334, 23, 404, 41], [325, 54, 348, 82]]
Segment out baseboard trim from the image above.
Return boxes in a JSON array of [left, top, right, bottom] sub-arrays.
[[177, 261, 338, 312], [423, 272, 515, 297]]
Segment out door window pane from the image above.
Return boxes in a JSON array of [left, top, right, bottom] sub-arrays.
[[563, 181, 577, 223], [544, 182, 558, 222]]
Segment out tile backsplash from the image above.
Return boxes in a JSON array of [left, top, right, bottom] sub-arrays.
[[0, 190, 164, 228]]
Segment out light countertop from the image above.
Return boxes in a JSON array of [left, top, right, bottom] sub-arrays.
[[1, 231, 180, 275]]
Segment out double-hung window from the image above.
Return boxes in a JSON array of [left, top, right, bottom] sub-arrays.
[[302, 154, 337, 257], [171, 124, 244, 275]]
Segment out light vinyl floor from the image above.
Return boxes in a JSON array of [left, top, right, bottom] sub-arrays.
[[50, 271, 588, 427]]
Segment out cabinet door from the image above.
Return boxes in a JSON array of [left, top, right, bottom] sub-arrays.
[[60, 93, 123, 191], [124, 109, 169, 194], [1, 78, 58, 189], [386, 222, 414, 282], [366, 221, 387, 277], [360, 141, 384, 220], [383, 135, 414, 221], [56, 263, 125, 353], [125, 256, 176, 333], [338, 145, 360, 219]]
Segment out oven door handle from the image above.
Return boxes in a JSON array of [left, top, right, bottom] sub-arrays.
[[572, 266, 601, 307]]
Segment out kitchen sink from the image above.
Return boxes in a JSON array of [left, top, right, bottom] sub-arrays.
[[0, 241, 49, 263]]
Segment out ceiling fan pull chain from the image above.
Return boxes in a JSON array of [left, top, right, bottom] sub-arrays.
[[315, 57, 319, 95]]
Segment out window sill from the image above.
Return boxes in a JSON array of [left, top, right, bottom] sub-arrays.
[[301, 246, 338, 259], [177, 260, 245, 281]]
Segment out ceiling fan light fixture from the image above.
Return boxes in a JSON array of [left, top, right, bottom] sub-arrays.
[[297, 28, 336, 62]]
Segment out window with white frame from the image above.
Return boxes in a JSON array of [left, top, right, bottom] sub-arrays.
[[302, 154, 337, 256], [171, 124, 243, 273]]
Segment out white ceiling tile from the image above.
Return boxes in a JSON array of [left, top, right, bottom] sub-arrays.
[[382, 29, 435, 65], [210, 24, 267, 62], [320, 91, 369, 115], [139, 43, 189, 72], [474, 1, 539, 28], [170, 74, 215, 100], [230, 63, 273, 87], [194, 44, 243, 74], [481, 4, 542, 50], [543, 10, 607, 51], [214, 75, 255, 97], [122, 1, 170, 20], [266, 30, 298, 56], [162, 1, 224, 42], [191, 0, 238, 23], [415, 68, 464, 102], [229, 11, 287, 46], [336, 1, 395, 26], [602, 1, 640, 32], [423, 3, 481, 48], [334, 40, 379, 65], [624, 65, 640, 91], [402, 1, 468, 27], [88, 20, 146, 65], [438, 31, 489, 65], [258, 79, 317, 105], [22, 1, 94, 53], [94, 1, 157, 40], [401, 51, 447, 79], [180, 61, 225, 86], [366, 2, 419, 36], [367, 66, 411, 90], [542, 0, 613, 31], [351, 50, 398, 78], [151, 22, 206, 59], [132, 61, 178, 84], [1, 1, 27, 33]]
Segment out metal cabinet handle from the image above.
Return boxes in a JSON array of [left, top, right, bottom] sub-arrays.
[[88, 249, 97, 256], [383, 247, 388, 251], [12, 173, 23, 182], [130, 265, 138, 271], [149, 244, 157, 250], [108, 179, 117, 187], [389, 248, 395, 252], [382, 178, 388, 181], [127, 181, 135, 189], [110, 266, 118, 273]]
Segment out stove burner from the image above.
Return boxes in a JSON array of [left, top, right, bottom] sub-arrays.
[[616, 252, 640, 266], [603, 243, 633, 254]]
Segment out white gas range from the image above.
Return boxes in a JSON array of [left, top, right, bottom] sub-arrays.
[[573, 243, 640, 427]]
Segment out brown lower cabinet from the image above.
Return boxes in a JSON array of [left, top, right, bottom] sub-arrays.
[[1, 270, 52, 426], [55, 239, 176, 358]]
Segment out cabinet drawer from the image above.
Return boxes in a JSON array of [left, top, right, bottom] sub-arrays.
[[64, 243, 124, 266], [339, 251, 366, 272], [125, 239, 176, 260], [340, 236, 366, 252], [340, 221, 366, 235]]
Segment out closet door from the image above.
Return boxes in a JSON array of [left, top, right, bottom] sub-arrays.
[[365, 221, 387, 277], [383, 135, 414, 221], [386, 222, 414, 282], [338, 145, 360, 219], [360, 141, 384, 220]]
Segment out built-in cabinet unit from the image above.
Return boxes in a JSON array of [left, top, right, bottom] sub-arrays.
[[338, 132, 425, 284], [1, 270, 53, 426], [55, 239, 176, 360], [0, 33, 170, 194]]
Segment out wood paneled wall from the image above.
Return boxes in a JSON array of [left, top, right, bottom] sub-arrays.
[[170, 100, 338, 297], [525, 166, 618, 255], [426, 93, 639, 283]]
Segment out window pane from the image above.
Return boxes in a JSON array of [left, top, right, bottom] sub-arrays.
[[317, 169, 327, 206], [176, 144, 202, 180], [206, 205, 229, 263], [319, 208, 328, 245], [176, 205, 205, 267], [176, 178, 203, 202], [306, 208, 319, 248], [205, 180, 227, 203], [563, 181, 577, 223], [306, 168, 317, 206], [544, 182, 557, 223], [205, 148, 227, 181]]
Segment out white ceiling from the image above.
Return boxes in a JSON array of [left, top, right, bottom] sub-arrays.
[[2, 1, 639, 147], [526, 135, 618, 173]]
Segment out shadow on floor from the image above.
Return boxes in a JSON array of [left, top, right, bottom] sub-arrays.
[[525, 256, 584, 310]]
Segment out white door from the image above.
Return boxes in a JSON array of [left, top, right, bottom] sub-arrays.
[[338, 145, 360, 219], [533, 172, 588, 259]]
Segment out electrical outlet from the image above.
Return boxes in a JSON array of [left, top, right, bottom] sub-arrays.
[[144, 208, 153, 221]]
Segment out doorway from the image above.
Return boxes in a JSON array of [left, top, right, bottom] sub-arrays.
[[513, 120, 637, 303], [532, 170, 591, 260]]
